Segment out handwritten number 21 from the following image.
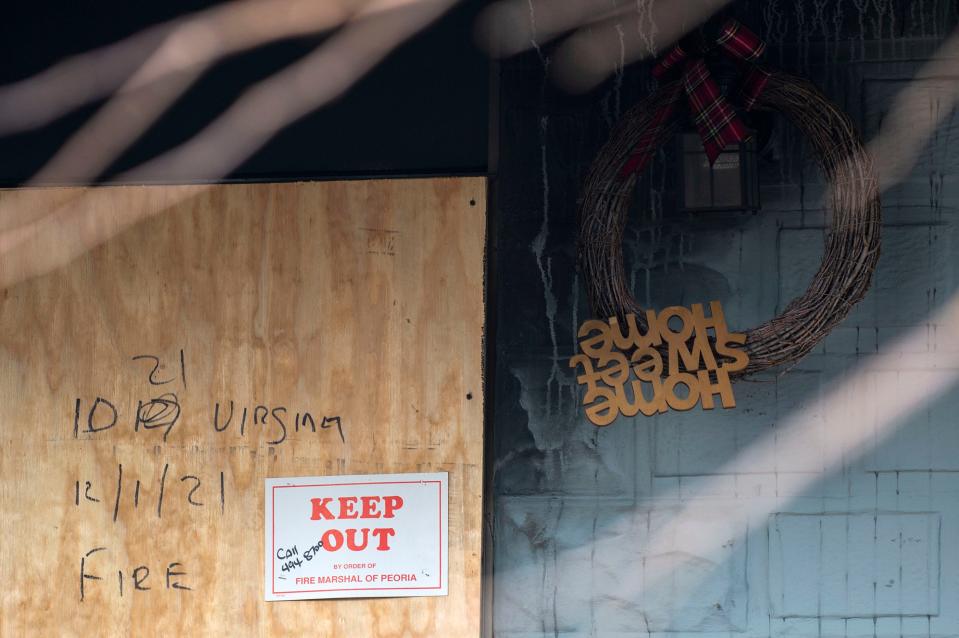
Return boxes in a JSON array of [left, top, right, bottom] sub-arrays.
[[132, 350, 186, 389]]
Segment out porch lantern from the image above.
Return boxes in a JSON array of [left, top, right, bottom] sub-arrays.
[[678, 131, 760, 212]]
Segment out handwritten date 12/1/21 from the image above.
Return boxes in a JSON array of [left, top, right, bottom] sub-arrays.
[[75, 463, 226, 522]]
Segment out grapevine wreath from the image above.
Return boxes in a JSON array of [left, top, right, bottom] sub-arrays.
[[577, 19, 881, 377]]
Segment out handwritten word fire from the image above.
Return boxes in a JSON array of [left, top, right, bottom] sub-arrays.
[[569, 301, 749, 426]]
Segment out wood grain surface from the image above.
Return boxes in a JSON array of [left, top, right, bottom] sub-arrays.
[[0, 178, 485, 637]]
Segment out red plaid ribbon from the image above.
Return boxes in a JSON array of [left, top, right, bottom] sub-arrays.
[[620, 19, 771, 177]]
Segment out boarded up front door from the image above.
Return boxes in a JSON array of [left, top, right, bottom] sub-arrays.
[[0, 177, 485, 636]]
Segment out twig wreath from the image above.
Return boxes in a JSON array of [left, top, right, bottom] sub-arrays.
[[577, 22, 881, 380]]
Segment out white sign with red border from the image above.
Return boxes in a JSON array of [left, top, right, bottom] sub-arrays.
[[264, 472, 448, 601]]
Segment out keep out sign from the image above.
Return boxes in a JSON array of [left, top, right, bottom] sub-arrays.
[[264, 472, 448, 600]]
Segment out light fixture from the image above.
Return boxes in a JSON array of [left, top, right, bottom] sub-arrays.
[[678, 131, 760, 213]]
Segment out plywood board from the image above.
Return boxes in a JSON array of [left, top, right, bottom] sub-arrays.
[[0, 178, 485, 637]]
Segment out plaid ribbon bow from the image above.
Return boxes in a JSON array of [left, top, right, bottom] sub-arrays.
[[620, 19, 771, 177]]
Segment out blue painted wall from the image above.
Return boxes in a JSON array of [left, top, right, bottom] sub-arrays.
[[490, 2, 959, 636]]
